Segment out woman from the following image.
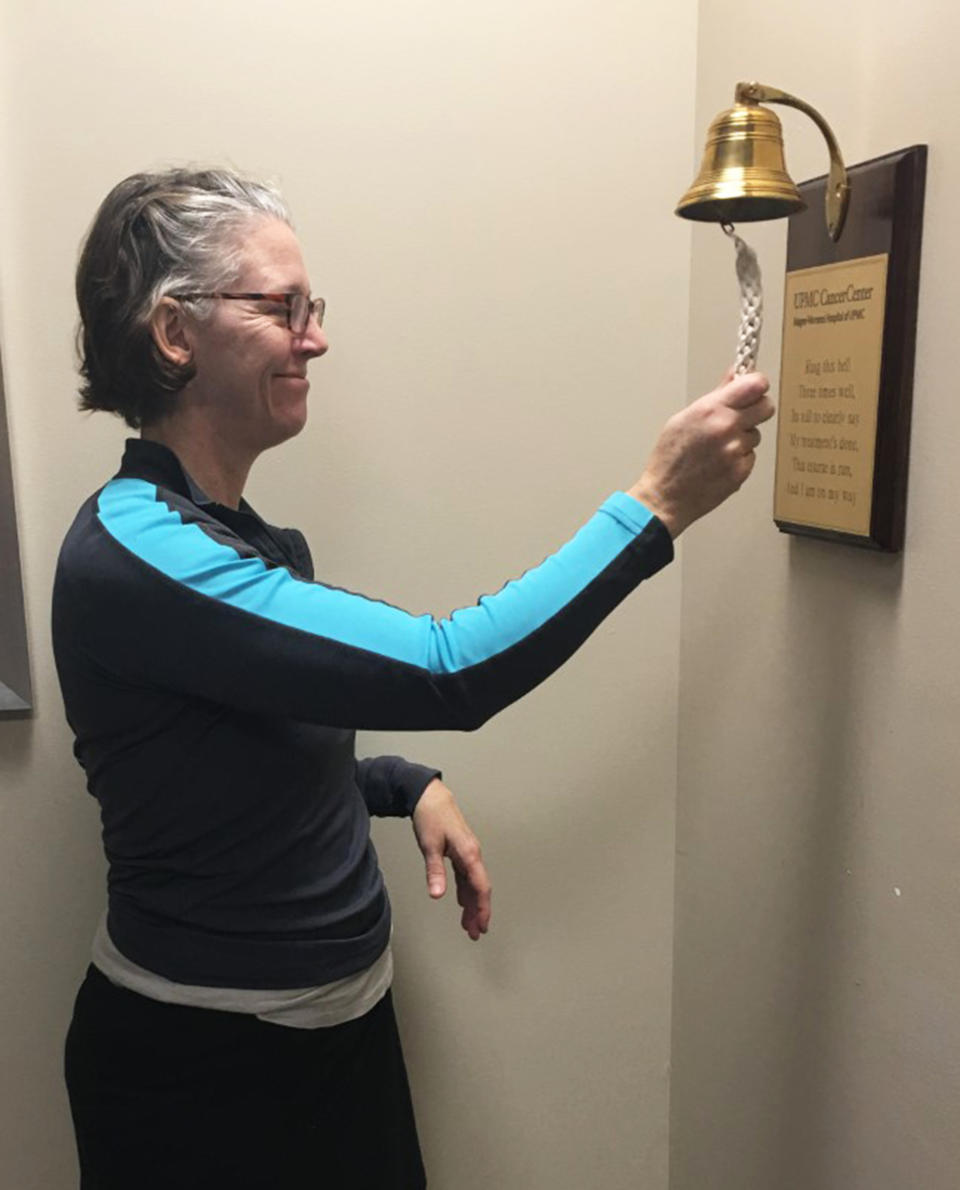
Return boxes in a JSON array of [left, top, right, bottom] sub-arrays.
[[55, 168, 772, 1189]]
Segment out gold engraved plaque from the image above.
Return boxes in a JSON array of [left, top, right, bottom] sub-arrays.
[[774, 253, 888, 537]]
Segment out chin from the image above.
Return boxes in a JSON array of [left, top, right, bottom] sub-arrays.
[[264, 402, 309, 449]]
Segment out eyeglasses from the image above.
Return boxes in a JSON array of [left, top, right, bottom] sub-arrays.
[[173, 292, 326, 335]]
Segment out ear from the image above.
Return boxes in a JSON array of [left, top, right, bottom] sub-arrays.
[[150, 297, 194, 366]]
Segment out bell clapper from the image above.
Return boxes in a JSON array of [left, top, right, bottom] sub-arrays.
[[722, 222, 764, 375]]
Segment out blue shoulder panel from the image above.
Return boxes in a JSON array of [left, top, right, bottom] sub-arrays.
[[96, 479, 653, 674]]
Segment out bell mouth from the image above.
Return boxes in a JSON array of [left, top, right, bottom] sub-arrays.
[[676, 166, 806, 224], [677, 193, 807, 223]]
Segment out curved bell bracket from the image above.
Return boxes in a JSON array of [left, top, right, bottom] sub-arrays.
[[735, 82, 850, 241]]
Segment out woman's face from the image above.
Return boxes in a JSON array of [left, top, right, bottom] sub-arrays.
[[186, 217, 328, 454]]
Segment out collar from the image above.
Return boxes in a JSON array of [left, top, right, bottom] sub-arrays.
[[116, 438, 259, 519], [115, 439, 310, 578]]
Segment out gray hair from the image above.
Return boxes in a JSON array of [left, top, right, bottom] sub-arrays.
[[76, 167, 293, 428]]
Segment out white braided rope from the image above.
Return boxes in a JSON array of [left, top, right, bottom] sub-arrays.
[[723, 223, 763, 374]]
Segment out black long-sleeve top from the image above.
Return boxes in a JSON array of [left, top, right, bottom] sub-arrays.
[[52, 439, 672, 989]]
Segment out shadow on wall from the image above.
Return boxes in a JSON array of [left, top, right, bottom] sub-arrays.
[[772, 533, 903, 1180], [0, 713, 35, 771], [672, 518, 905, 1190]]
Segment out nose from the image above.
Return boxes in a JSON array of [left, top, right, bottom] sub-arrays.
[[293, 314, 328, 359]]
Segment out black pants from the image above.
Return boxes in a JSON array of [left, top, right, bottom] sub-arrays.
[[65, 965, 426, 1189]]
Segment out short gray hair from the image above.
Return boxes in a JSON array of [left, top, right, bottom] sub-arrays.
[[76, 167, 292, 428]]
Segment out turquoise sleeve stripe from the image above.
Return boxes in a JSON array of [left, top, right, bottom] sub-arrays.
[[96, 479, 654, 674]]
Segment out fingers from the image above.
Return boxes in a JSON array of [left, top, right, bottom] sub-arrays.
[[422, 835, 492, 939], [452, 843, 492, 940], [423, 849, 447, 899], [457, 876, 492, 940], [715, 371, 771, 412], [736, 449, 757, 487], [713, 373, 775, 436], [739, 426, 762, 454], [741, 395, 776, 430]]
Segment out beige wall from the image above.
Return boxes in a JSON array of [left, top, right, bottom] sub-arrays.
[[11, 5, 954, 1188], [672, 4, 960, 1188], [0, 3, 694, 1187]]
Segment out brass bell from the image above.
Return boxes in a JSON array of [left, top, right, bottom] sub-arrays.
[[676, 83, 850, 241], [676, 102, 805, 224]]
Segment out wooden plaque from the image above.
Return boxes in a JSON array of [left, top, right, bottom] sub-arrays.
[[773, 145, 927, 551]]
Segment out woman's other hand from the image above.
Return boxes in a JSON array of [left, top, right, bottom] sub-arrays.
[[412, 779, 492, 941]]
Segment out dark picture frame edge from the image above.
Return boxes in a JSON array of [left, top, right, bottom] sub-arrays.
[[0, 354, 33, 715]]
